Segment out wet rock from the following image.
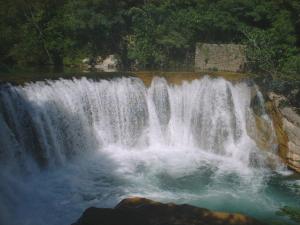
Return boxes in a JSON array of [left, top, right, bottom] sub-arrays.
[[250, 94, 264, 116], [268, 92, 300, 172], [247, 86, 277, 152], [72, 197, 265, 225]]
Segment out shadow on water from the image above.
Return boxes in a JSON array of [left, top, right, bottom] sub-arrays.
[[0, 84, 124, 225]]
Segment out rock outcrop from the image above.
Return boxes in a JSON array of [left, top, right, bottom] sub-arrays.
[[247, 87, 277, 152], [268, 93, 300, 172], [72, 197, 265, 225], [82, 55, 118, 72]]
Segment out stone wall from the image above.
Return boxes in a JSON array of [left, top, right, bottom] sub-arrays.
[[195, 43, 246, 72]]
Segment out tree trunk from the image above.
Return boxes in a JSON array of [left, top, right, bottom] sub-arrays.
[[52, 53, 64, 72], [119, 40, 130, 71]]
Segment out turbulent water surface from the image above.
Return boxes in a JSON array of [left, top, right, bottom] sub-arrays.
[[0, 76, 299, 225]]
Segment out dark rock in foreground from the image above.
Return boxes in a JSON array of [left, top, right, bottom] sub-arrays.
[[72, 197, 265, 225]]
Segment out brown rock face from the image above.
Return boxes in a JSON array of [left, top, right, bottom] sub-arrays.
[[72, 197, 265, 225], [267, 92, 300, 172]]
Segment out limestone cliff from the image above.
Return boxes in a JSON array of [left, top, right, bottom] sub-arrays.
[[267, 93, 300, 172], [246, 85, 300, 173]]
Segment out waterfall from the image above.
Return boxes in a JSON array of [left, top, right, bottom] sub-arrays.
[[0, 76, 292, 225], [0, 76, 270, 168]]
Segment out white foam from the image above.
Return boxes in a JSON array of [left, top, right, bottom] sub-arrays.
[[0, 76, 294, 225]]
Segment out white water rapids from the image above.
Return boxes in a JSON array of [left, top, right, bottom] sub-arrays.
[[0, 76, 299, 225]]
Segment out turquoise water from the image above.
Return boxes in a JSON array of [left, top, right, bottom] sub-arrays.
[[0, 76, 299, 225], [2, 150, 299, 225]]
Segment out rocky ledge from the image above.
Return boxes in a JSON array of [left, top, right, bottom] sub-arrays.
[[268, 93, 300, 172], [72, 197, 264, 225]]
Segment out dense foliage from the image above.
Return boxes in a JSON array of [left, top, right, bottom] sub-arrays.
[[0, 0, 300, 78]]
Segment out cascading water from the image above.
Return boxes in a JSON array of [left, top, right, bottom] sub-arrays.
[[0, 76, 299, 225]]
